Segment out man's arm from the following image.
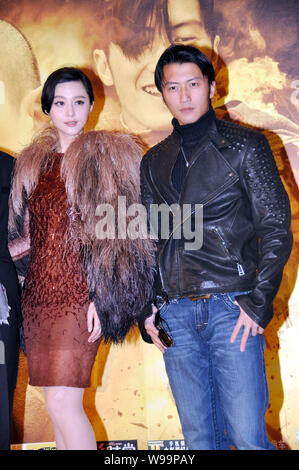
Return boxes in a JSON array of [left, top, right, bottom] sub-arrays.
[[138, 155, 163, 348], [232, 132, 292, 349]]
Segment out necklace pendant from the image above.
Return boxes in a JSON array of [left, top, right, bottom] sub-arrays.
[[181, 146, 189, 168]]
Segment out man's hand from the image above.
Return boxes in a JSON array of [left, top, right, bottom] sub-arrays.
[[144, 305, 168, 354], [230, 302, 264, 352]]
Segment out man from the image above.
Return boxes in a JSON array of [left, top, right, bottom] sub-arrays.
[[139, 44, 292, 450], [0, 150, 21, 450]]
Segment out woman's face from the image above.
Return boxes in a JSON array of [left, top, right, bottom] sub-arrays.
[[49, 80, 93, 150]]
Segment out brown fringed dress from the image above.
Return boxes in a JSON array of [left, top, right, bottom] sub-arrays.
[[22, 152, 99, 387]]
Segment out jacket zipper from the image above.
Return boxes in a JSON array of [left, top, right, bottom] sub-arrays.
[[154, 140, 240, 291], [212, 227, 245, 276]]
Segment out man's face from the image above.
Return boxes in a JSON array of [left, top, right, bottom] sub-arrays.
[[94, 0, 213, 133], [161, 62, 215, 125], [107, 33, 171, 133]]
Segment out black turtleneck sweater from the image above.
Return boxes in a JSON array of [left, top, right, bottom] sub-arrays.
[[171, 106, 215, 193]]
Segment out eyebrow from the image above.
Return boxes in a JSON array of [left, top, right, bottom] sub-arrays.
[[171, 20, 204, 30], [53, 95, 88, 99], [164, 76, 203, 85]]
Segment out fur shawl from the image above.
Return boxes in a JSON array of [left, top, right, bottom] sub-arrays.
[[11, 127, 156, 343]]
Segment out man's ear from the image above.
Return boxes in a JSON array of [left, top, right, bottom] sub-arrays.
[[209, 81, 216, 100], [93, 49, 114, 87], [211, 35, 222, 72], [213, 34, 220, 55], [20, 85, 42, 116], [20, 85, 50, 130]]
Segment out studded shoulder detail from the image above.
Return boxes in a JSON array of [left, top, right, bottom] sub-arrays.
[[216, 118, 260, 149], [213, 119, 290, 225], [242, 132, 290, 225]]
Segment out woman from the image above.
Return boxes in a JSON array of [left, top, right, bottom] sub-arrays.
[[9, 68, 155, 450]]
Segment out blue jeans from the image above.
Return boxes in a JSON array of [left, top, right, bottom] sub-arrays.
[[160, 294, 276, 450]]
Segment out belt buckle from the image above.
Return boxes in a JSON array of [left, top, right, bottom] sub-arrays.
[[190, 294, 211, 301]]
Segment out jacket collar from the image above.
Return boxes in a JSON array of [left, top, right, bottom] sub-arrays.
[[149, 115, 233, 206], [149, 131, 181, 205], [172, 106, 215, 143], [172, 117, 230, 151], [205, 119, 230, 150]]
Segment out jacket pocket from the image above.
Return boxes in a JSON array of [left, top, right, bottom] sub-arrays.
[[221, 293, 241, 311]]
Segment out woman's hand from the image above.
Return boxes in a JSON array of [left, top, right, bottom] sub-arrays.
[[87, 302, 102, 343]]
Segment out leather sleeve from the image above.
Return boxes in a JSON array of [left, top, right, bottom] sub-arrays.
[[235, 133, 293, 328], [140, 153, 156, 214], [138, 155, 156, 343]]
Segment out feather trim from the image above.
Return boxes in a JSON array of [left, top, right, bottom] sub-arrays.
[[11, 128, 156, 343], [62, 130, 156, 342]]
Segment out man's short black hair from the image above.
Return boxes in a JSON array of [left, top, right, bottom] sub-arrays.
[[41, 67, 94, 114], [155, 44, 215, 93]]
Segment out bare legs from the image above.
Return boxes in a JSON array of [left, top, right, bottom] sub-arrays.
[[44, 386, 97, 450]]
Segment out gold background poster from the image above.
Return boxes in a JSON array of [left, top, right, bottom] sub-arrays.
[[0, 0, 298, 450]]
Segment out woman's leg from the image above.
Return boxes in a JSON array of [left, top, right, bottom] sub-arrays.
[[51, 422, 67, 450], [44, 386, 97, 450]]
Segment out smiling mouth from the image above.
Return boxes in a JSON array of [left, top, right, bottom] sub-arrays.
[[65, 121, 78, 126], [142, 85, 160, 96]]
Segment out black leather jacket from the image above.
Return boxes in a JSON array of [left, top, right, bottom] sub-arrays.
[[140, 117, 292, 329]]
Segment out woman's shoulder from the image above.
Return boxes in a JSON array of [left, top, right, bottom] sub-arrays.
[[74, 129, 144, 161], [80, 129, 143, 145]]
